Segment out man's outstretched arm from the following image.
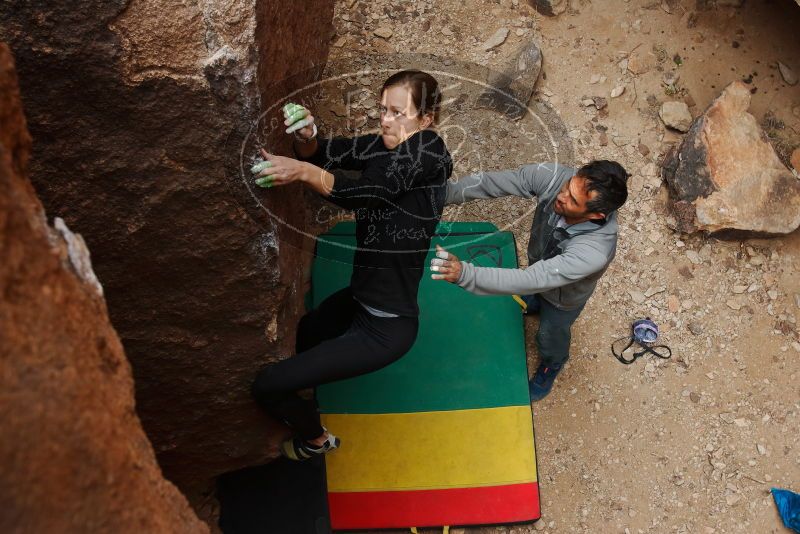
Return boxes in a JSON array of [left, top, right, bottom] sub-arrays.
[[430, 242, 608, 296], [444, 162, 571, 205]]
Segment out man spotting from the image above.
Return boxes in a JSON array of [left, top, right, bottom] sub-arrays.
[[431, 161, 629, 401]]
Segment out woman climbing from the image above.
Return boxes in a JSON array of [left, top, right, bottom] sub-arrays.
[[250, 70, 453, 460]]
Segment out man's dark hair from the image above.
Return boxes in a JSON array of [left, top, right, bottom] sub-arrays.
[[577, 160, 629, 215]]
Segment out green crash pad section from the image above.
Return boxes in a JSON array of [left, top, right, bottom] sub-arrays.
[[313, 221, 529, 414]]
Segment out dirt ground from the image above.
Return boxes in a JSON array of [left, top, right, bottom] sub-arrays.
[[317, 0, 800, 533]]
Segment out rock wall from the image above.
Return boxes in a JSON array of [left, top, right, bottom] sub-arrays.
[[0, 0, 336, 499], [0, 42, 207, 534]]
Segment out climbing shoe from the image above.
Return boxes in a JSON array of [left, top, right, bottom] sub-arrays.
[[528, 363, 563, 402], [281, 430, 340, 461]]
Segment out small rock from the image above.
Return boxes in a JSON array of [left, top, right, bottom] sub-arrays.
[[482, 27, 510, 51], [757, 443, 767, 455], [441, 26, 454, 37], [645, 286, 665, 298], [778, 61, 798, 86], [648, 230, 661, 244], [534, 520, 546, 531], [592, 96, 608, 110], [690, 392, 701, 403], [599, 132, 608, 146], [768, 289, 778, 300], [611, 85, 626, 98], [373, 27, 393, 39], [629, 290, 647, 304], [659, 101, 693, 132], [733, 418, 749, 427], [726, 493, 741, 506], [686, 250, 702, 264], [628, 49, 655, 75], [667, 295, 680, 313], [732, 285, 747, 294], [641, 162, 657, 176], [589, 74, 601, 84], [663, 71, 680, 87], [726, 299, 742, 310], [688, 320, 703, 335], [720, 412, 735, 424], [638, 143, 650, 157]]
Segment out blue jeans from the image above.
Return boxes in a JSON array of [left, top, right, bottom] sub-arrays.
[[522, 294, 585, 367]]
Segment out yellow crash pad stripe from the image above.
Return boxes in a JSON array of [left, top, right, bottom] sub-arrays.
[[322, 406, 537, 492]]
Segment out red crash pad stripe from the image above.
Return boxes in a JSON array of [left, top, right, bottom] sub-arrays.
[[328, 482, 540, 530]]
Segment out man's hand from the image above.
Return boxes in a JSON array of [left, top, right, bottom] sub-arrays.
[[430, 244, 462, 283]]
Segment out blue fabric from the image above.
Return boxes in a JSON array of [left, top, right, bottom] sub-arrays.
[[772, 488, 800, 533], [522, 294, 585, 366]]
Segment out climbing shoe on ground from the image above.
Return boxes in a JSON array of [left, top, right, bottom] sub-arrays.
[[281, 430, 340, 461], [528, 363, 563, 402]]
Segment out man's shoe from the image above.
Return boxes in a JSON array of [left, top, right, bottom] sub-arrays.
[[529, 363, 563, 401], [281, 429, 340, 461]]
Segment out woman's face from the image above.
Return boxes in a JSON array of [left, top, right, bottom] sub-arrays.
[[379, 84, 433, 149]]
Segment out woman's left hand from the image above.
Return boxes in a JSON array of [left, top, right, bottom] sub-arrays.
[[252, 149, 311, 188]]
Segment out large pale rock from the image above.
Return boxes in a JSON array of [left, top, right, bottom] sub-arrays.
[[0, 43, 206, 534], [0, 0, 335, 500], [663, 81, 800, 236]]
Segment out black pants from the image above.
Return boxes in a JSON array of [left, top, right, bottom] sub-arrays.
[[251, 287, 418, 441]]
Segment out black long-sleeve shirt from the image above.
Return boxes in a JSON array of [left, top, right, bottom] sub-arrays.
[[300, 130, 452, 317]]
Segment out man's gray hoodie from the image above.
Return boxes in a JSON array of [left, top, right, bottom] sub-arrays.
[[445, 163, 619, 311]]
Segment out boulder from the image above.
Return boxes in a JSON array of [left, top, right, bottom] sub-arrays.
[[0, 42, 206, 534], [663, 81, 800, 236], [528, 0, 567, 16], [477, 40, 543, 120], [0, 0, 335, 500]]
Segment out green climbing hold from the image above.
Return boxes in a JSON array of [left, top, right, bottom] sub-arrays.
[[255, 176, 273, 188], [287, 107, 308, 124], [251, 160, 272, 175], [286, 117, 312, 134]]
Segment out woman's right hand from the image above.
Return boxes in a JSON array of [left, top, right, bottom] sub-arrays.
[[283, 103, 316, 140]]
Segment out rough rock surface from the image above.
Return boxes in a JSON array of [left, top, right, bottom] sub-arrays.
[[0, 0, 335, 500], [0, 43, 206, 534], [663, 81, 800, 236]]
